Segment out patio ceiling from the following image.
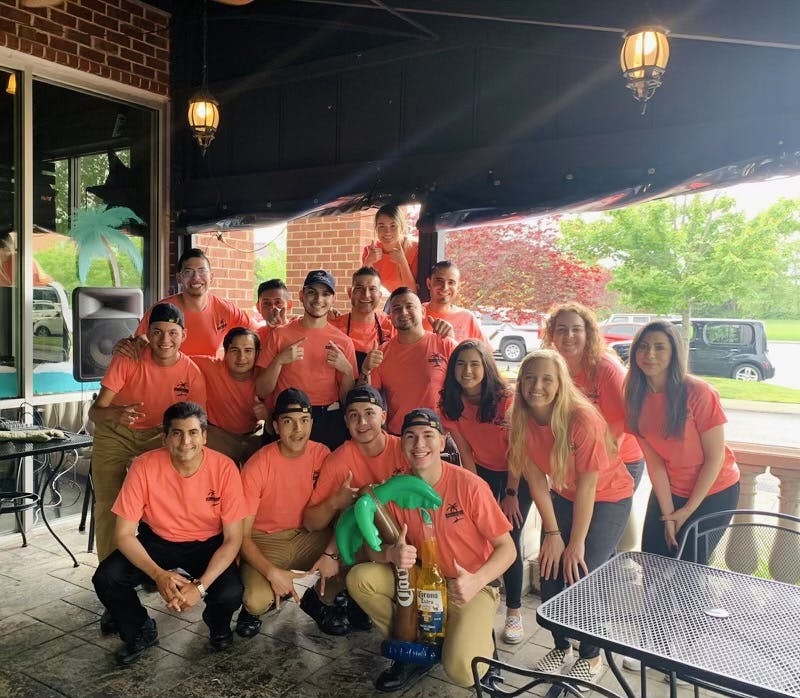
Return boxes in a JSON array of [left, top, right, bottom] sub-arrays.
[[147, 1, 800, 229]]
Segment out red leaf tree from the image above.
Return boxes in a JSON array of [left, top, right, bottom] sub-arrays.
[[443, 217, 611, 325]]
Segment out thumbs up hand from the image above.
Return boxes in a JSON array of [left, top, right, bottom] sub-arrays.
[[362, 340, 384, 375], [447, 560, 481, 606], [389, 523, 417, 570]]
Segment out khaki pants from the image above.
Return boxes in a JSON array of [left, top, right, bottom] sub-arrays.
[[346, 561, 500, 688], [92, 422, 163, 561], [206, 424, 262, 468], [241, 528, 331, 615]]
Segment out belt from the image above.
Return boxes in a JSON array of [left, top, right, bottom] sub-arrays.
[[310, 401, 341, 416]]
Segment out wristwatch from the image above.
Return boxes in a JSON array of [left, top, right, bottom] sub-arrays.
[[194, 580, 208, 598], [505, 488, 518, 497]]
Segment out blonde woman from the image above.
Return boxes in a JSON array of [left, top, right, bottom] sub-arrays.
[[362, 204, 418, 292], [509, 349, 633, 687]]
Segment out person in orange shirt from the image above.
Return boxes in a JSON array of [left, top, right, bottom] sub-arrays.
[[235, 388, 336, 638], [508, 349, 633, 686], [423, 261, 489, 344], [256, 270, 358, 450], [347, 408, 515, 691], [440, 340, 531, 645], [625, 321, 740, 562], [193, 327, 266, 467], [330, 266, 395, 372], [363, 287, 457, 435], [362, 204, 419, 292], [116, 248, 252, 359], [256, 278, 293, 344], [88, 302, 207, 568], [92, 402, 248, 666]]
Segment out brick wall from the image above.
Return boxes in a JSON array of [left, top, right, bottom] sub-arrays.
[[0, 0, 170, 96], [286, 210, 376, 313], [192, 229, 256, 315]]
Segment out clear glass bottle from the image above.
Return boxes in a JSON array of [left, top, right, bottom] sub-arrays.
[[416, 509, 447, 644]]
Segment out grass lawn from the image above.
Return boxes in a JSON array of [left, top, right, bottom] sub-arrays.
[[764, 319, 800, 341], [704, 377, 800, 403]]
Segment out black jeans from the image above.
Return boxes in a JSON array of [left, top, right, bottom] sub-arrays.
[[475, 465, 533, 609], [541, 491, 632, 659], [92, 523, 243, 643], [641, 481, 740, 563], [625, 458, 646, 491]]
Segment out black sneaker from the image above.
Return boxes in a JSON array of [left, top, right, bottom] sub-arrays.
[[100, 609, 118, 636], [209, 629, 234, 652], [346, 596, 373, 631], [299, 587, 349, 636], [235, 609, 262, 638], [375, 661, 429, 692], [115, 617, 158, 666]]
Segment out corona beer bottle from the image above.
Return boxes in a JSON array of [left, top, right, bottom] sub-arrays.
[[416, 510, 446, 644]]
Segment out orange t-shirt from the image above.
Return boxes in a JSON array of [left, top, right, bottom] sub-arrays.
[[525, 407, 633, 503], [309, 435, 410, 506], [441, 394, 512, 472], [256, 319, 358, 406], [193, 356, 258, 435], [241, 441, 330, 534], [636, 377, 739, 499], [422, 304, 489, 344], [101, 348, 207, 430], [370, 332, 457, 435], [112, 447, 248, 542], [388, 463, 511, 578], [329, 311, 395, 353], [361, 240, 419, 293], [573, 354, 643, 464], [137, 293, 251, 358]]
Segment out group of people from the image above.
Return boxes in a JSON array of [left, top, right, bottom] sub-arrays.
[[87, 203, 740, 693]]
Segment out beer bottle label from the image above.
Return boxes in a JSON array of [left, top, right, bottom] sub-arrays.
[[417, 590, 445, 634]]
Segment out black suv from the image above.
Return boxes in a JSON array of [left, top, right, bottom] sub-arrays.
[[609, 318, 775, 382]]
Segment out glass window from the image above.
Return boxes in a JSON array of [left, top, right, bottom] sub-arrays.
[[32, 81, 153, 395], [705, 323, 753, 345], [0, 68, 19, 399]]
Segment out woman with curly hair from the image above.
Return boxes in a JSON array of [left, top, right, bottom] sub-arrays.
[[625, 321, 739, 562], [543, 302, 645, 490], [509, 349, 633, 686], [362, 204, 418, 292], [440, 340, 532, 644]]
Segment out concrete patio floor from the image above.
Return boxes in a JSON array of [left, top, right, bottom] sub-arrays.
[[1, 520, 706, 698]]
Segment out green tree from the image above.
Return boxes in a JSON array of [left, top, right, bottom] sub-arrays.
[[253, 231, 287, 297], [561, 195, 800, 335]]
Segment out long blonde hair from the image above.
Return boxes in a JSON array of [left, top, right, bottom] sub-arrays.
[[508, 349, 615, 490]]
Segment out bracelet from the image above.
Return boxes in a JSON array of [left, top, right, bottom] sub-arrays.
[[323, 551, 340, 560], [543, 529, 561, 536]]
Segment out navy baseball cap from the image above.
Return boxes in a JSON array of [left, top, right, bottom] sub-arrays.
[[303, 269, 336, 293], [345, 384, 385, 409], [149, 302, 185, 328], [274, 388, 312, 416], [401, 408, 443, 434]]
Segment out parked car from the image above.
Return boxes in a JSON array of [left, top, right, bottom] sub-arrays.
[[601, 322, 646, 344], [609, 318, 775, 382], [483, 318, 541, 361], [32, 300, 65, 336]]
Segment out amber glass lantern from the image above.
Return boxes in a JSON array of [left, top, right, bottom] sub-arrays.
[[620, 27, 670, 113]]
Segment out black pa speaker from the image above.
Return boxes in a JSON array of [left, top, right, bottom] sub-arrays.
[[72, 287, 144, 381]]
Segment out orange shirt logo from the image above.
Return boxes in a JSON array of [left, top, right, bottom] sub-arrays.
[[427, 352, 446, 367], [174, 381, 190, 398], [445, 501, 465, 523], [215, 319, 228, 331], [205, 489, 220, 506]]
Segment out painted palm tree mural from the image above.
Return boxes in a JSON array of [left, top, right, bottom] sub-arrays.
[[67, 205, 143, 286]]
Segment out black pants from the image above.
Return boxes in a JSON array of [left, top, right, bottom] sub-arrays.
[[475, 465, 532, 609], [641, 482, 740, 563], [92, 524, 243, 643], [542, 491, 632, 659]]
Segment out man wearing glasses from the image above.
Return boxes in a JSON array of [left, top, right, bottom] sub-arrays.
[[116, 248, 253, 359]]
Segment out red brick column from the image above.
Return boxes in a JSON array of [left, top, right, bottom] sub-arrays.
[[286, 210, 376, 312], [0, 0, 170, 96], [193, 229, 256, 315]]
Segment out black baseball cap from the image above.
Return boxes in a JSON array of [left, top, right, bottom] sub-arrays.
[[149, 302, 185, 328], [345, 384, 385, 409], [303, 269, 336, 293], [274, 388, 312, 416], [401, 408, 443, 434]]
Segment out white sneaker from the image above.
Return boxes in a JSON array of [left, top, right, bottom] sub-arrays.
[[566, 657, 603, 692], [535, 647, 573, 673], [502, 614, 524, 644]]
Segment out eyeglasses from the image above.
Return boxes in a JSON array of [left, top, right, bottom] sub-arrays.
[[180, 267, 210, 278]]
